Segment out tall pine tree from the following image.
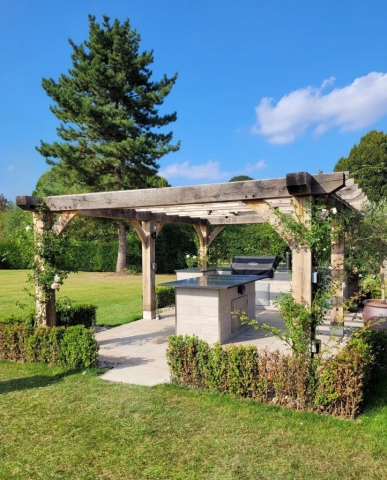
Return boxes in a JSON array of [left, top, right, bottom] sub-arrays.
[[37, 15, 179, 271]]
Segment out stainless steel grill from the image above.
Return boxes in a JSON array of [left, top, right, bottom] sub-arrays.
[[231, 256, 280, 278]]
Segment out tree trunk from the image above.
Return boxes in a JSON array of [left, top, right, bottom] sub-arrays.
[[116, 220, 127, 273]]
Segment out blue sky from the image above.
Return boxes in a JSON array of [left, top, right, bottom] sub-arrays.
[[2, 0, 387, 201]]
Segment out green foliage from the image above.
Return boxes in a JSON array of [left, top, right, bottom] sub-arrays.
[[0, 322, 33, 362], [0, 321, 98, 368], [167, 332, 383, 418], [167, 335, 210, 388], [0, 204, 33, 268], [56, 298, 97, 328], [26, 326, 63, 364], [59, 325, 99, 369], [347, 199, 387, 279], [272, 293, 316, 355], [30, 224, 76, 299], [0, 193, 9, 212], [360, 274, 382, 299], [209, 223, 287, 264], [315, 331, 373, 418], [201, 343, 260, 397], [33, 166, 85, 197], [64, 240, 122, 272], [155, 286, 175, 308], [334, 130, 387, 202], [0, 241, 30, 269], [155, 224, 196, 273]]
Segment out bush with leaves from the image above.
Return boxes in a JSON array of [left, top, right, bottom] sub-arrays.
[[156, 287, 175, 309], [56, 298, 97, 328], [0, 321, 99, 368], [167, 332, 384, 418]]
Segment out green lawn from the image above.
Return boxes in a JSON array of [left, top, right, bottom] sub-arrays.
[[0, 270, 175, 326], [1, 361, 387, 479], [2, 271, 387, 478]]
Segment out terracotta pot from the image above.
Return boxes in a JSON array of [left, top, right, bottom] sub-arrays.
[[363, 299, 387, 330]]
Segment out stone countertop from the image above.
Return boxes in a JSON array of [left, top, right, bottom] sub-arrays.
[[159, 274, 267, 290]]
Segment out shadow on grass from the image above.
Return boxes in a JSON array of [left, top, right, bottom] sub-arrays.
[[0, 370, 78, 395]]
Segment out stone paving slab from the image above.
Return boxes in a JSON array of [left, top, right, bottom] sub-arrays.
[[95, 309, 363, 386], [95, 314, 175, 386]]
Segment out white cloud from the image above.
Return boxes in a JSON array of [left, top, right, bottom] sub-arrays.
[[7, 165, 14, 171], [159, 159, 229, 181], [243, 160, 267, 173], [252, 72, 387, 144]]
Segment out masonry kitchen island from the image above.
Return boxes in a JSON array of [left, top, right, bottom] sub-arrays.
[[160, 275, 264, 344]]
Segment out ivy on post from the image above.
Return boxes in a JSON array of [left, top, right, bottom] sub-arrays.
[[32, 209, 57, 327], [193, 225, 210, 270], [330, 217, 345, 325]]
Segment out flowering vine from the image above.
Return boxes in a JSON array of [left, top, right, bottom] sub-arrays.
[[30, 224, 75, 302]]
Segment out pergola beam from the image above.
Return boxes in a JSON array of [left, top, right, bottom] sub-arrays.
[[16, 172, 345, 213]]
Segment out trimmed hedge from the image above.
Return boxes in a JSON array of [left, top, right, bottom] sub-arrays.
[[156, 286, 175, 309], [166, 329, 387, 419], [0, 322, 99, 369], [0, 223, 196, 273], [56, 303, 97, 329]]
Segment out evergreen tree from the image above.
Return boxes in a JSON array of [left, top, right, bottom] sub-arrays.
[[334, 130, 387, 202], [37, 15, 179, 271], [229, 175, 254, 182]]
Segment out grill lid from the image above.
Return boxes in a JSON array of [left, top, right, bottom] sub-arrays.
[[231, 255, 281, 278]]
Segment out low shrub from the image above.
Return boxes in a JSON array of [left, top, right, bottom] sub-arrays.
[[0, 322, 34, 362], [167, 335, 210, 389], [167, 331, 385, 419], [26, 326, 63, 364], [59, 325, 99, 369], [156, 286, 175, 309], [314, 339, 372, 418], [0, 322, 98, 368], [56, 300, 97, 328]]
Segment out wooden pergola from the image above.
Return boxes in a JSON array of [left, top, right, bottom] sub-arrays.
[[17, 171, 367, 326]]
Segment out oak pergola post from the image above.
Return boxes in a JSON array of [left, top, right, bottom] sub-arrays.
[[131, 219, 157, 319], [330, 229, 345, 324], [193, 225, 210, 269], [33, 210, 57, 327], [290, 196, 313, 306]]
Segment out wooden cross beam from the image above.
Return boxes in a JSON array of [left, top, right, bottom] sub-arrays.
[[16, 172, 345, 212]]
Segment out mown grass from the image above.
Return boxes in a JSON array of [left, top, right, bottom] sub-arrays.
[[0, 270, 175, 326], [1, 360, 387, 480]]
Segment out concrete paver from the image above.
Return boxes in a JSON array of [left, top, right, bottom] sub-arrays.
[[95, 309, 363, 386]]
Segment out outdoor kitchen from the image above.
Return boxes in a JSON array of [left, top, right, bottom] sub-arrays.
[[162, 256, 291, 344]]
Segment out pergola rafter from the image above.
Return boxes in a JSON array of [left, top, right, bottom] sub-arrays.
[[17, 171, 367, 325]]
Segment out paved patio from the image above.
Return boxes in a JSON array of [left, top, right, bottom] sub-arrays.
[[95, 309, 363, 386]]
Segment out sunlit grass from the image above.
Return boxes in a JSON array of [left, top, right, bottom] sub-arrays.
[[0, 270, 174, 326], [1, 361, 387, 479]]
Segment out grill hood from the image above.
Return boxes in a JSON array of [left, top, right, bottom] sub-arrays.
[[231, 256, 281, 278]]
